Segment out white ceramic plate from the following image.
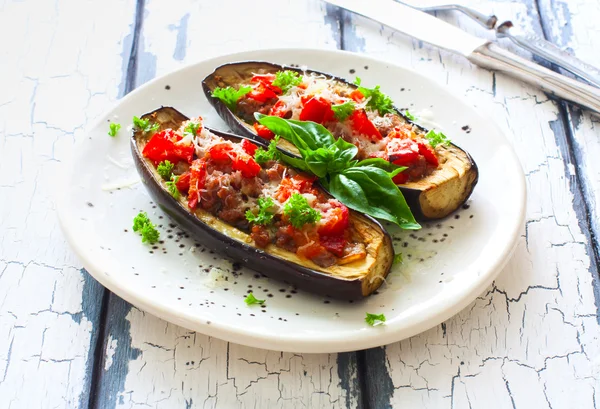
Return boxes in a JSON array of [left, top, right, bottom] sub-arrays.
[[58, 49, 525, 353]]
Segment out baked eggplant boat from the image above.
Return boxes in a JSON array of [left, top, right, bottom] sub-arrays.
[[202, 61, 478, 220], [131, 106, 394, 299]]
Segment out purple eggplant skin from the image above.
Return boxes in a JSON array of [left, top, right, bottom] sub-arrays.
[[202, 61, 479, 221], [130, 106, 394, 300]]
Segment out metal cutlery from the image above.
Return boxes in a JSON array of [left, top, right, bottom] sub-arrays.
[[324, 0, 600, 114]]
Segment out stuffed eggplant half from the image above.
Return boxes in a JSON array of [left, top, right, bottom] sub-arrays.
[[202, 61, 478, 220], [131, 107, 393, 299]]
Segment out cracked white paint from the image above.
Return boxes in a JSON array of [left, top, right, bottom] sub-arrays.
[[0, 0, 135, 407], [349, 0, 600, 407], [105, 335, 118, 371]]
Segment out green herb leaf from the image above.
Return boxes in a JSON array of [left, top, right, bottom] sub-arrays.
[[156, 160, 174, 180], [184, 121, 201, 136], [246, 197, 276, 225], [365, 312, 386, 326], [425, 129, 450, 148], [254, 136, 281, 164], [353, 78, 395, 115], [133, 116, 159, 133], [132, 211, 160, 244], [272, 70, 302, 93], [108, 122, 121, 137], [393, 253, 403, 264], [283, 193, 321, 229], [404, 110, 416, 121], [244, 293, 266, 306], [356, 158, 403, 172], [331, 101, 355, 121], [166, 175, 180, 200], [329, 168, 420, 230], [255, 113, 335, 151], [211, 86, 252, 111]]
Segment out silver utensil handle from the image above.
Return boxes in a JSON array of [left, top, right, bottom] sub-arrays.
[[419, 4, 497, 29], [469, 42, 600, 114], [506, 33, 600, 88]]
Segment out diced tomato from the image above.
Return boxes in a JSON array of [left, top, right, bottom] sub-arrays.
[[418, 142, 439, 167], [232, 155, 261, 178], [207, 143, 235, 162], [392, 172, 410, 185], [299, 97, 335, 124], [142, 130, 194, 165], [241, 139, 258, 156], [318, 201, 349, 237], [247, 85, 278, 102], [320, 235, 347, 257], [386, 138, 419, 166], [187, 159, 207, 210], [275, 174, 316, 202], [251, 73, 276, 85], [269, 100, 289, 118], [301, 95, 312, 106], [349, 110, 382, 140], [253, 123, 275, 140], [350, 89, 364, 102], [175, 172, 190, 192]]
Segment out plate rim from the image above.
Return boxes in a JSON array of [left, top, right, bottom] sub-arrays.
[[57, 47, 527, 353]]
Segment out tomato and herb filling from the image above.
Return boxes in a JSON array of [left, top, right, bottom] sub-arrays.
[[142, 117, 367, 268], [211, 71, 450, 184]]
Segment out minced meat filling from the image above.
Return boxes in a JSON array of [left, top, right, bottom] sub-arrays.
[[142, 116, 366, 268]]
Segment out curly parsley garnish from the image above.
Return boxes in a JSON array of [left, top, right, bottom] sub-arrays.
[[165, 175, 180, 200], [365, 313, 386, 326], [272, 70, 302, 94], [211, 85, 252, 111], [246, 197, 276, 225], [156, 160, 174, 180], [254, 136, 281, 164], [133, 116, 160, 133], [132, 212, 160, 244], [108, 122, 121, 137], [354, 77, 395, 115], [283, 193, 321, 229], [184, 121, 201, 136], [425, 129, 450, 148], [332, 101, 356, 122], [393, 253, 403, 265], [244, 293, 266, 306], [404, 110, 416, 121]]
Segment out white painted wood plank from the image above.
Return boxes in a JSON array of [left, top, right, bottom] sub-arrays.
[[341, 1, 600, 408], [96, 1, 361, 408], [0, 0, 136, 407]]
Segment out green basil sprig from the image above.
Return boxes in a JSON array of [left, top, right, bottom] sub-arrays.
[[255, 114, 421, 230]]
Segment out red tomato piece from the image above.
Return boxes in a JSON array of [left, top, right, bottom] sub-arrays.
[[299, 97, 335, 124], [418, 142, 439, 167], [349, 89, 364, 102], [275, 174, 317, 202], [175, 172, 190, 192], [320, 235, 347, 258], [368, 151, 389, 160], [241, 139, 258, 156], [253, 123, 275, 140], [232, 155, 261, 178], [318, 201, 349, 237], [392, 172, 410, 185], [207, 143, 235, 162], [251, 73, 276, 85], [142, 131, 194, 165], [349, 110, 382, 140], [187, 159, 207, 210], [386, 138, 419, 166], [269, 100, 289, 118]]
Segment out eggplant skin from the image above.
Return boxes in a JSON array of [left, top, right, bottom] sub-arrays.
[[131, 106, 393, 299], [202, 61, 479, 220]]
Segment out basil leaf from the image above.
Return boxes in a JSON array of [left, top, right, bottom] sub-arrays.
[[330, 168, 420, 229], [255, 114, 335, 150], [356, 158, 404, 172], [280, 154, 311, 173]]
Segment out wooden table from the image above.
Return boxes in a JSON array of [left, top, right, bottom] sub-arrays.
[[2, 0, 600, 407]]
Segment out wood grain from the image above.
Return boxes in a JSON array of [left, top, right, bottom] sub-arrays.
[[343, 0, 600, 407], [0, 0, 136, 408]]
